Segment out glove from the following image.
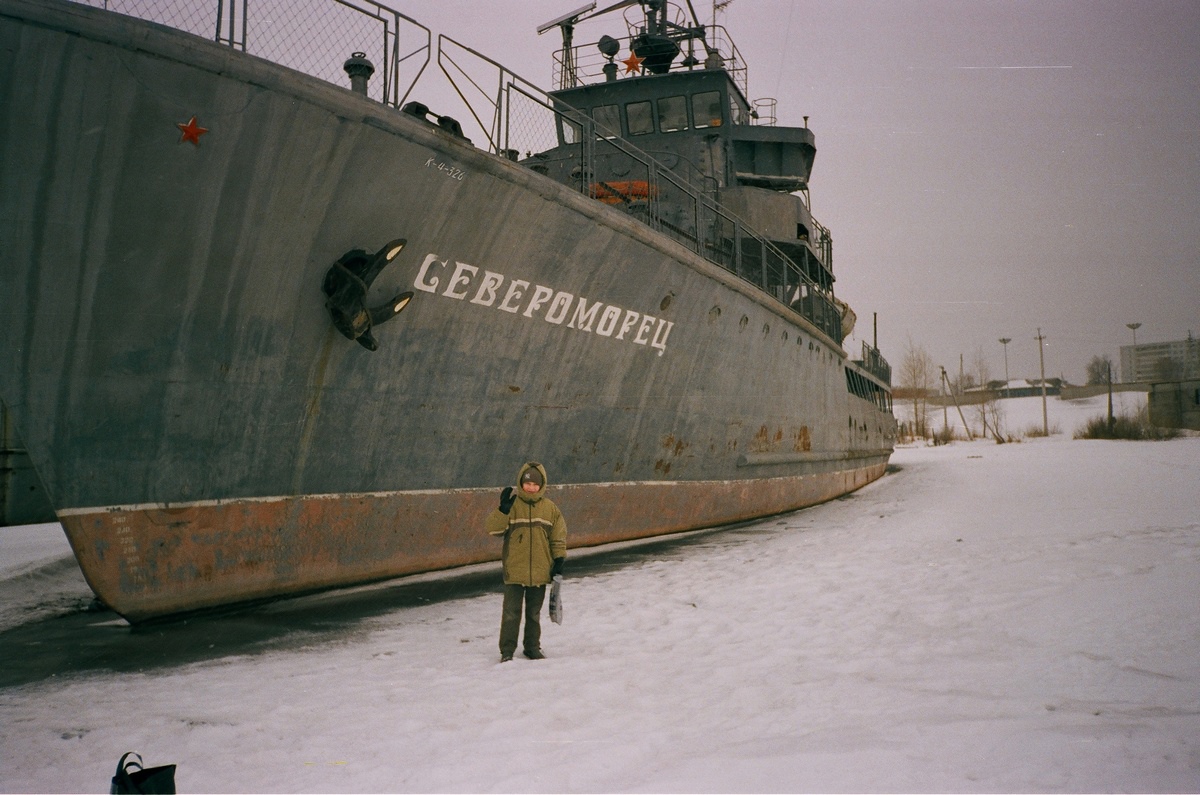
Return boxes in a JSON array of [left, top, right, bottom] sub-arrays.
[[551, 557, 565, 577], [499, 486, 516, 514]]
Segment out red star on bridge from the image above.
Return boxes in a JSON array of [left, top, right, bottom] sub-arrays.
[[176, 116, 209, 146], [622, 50, 645, 74]]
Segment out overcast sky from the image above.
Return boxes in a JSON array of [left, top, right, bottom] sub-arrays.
[[413, 0, 1199, 384]]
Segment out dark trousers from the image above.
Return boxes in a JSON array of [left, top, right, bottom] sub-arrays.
[[499, 584, 546, 655]]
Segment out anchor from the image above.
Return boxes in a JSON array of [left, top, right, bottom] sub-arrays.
[[322, 239, 415, 351]]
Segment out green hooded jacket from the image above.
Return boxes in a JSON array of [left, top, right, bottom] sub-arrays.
[[486, 461, 567, 586]]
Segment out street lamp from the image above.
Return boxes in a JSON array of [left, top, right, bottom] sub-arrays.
[[1125, 322, 1143, 383], [998, 337, 1011, 396], [1126, 322, 1141, 346]]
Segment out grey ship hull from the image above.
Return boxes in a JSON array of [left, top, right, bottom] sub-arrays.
[[0, 0, 894, 620]]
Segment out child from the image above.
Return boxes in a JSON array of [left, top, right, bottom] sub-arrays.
[[486, 461, 566, 662]]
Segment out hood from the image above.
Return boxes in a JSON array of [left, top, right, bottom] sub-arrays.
[[515, 461, 548, 502]]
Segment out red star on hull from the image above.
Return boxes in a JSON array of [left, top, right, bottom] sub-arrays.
[[177, 116, 209, 146], [622, 51, 645, 74]]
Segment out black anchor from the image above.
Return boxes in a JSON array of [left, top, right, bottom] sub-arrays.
[[322, 239, 414, 351]]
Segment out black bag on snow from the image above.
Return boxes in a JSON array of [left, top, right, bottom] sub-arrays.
[[110, 751, 176, 794]]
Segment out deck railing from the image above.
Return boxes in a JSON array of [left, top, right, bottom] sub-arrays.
[[856, 341, 893, 385], [68, 0, 430, 108], [553, 25, 749, 102]]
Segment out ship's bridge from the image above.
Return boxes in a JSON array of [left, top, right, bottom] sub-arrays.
[[549, 69, 816, 195], [542, 56, 832, 293]]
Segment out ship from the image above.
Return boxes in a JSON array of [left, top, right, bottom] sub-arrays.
[[0, 0, 895, 622]]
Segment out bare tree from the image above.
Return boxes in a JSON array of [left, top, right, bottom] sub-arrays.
[[972, 346, 1004, 440], [899, 338, 935, 440], [1086, 355, 1113, 385]]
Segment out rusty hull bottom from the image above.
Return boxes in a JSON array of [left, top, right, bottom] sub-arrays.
[[59, 462, 886, 621]]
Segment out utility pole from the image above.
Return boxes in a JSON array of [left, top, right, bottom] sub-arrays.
[[998, 337, 1011, 397], [1036, 328, 1048, 436], [941, 366, 973, 441], [940, 366, 948, 436], [1107, 361, 1114, 431]]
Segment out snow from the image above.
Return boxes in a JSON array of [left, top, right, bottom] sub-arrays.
[[0, 523, 94, 631], [2, 413, 1199, 792], [898, 390, 1151, 440], [0, 522, 76, 578]]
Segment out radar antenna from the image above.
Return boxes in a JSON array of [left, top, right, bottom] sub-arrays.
[[545, 0, 718, 82], [537, 2, 598, 88]]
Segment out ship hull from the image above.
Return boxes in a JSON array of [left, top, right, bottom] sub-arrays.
[[62, 464, 885, 621], [0, 0, 894, 621]]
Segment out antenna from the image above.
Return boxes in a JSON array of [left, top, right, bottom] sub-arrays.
[[537, 2, 597, 34], [538, 2, 598, 89], [712, 0, 733, 27]]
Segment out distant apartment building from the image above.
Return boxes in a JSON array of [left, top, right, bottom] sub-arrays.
[[1120, 334, 1200, 383]]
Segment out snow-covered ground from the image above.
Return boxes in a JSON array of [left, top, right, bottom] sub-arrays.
[[2, 400, 1198, 792], [896, 389, 1151, 441]]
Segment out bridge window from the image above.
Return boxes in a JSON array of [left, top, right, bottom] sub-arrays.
[[729, 95, 750, 125], [658, 95, 688, 132], [559, 116, 582, 144], [692, 91, 722, 128], [627, 100, 654, 135], [593, 104, 621, 138]]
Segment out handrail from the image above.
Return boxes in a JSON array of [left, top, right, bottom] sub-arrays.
[[70, 0, 431, 108], [856, 341, 892, 385], [553, 24, 749, 101]]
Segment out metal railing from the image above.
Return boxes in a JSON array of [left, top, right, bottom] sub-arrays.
[[69, 0, 431, 107], [438, 34, 843, 343], [552, 24, 749, 102], [856, 341, 892, 385]]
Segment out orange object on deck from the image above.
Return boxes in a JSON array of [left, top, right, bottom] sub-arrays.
[[590, 180, 656, 204]]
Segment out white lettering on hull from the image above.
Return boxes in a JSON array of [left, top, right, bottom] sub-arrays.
[[413, 253, 674, 356]]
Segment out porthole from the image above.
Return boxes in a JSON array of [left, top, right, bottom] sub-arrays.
[[708, 305, 721, 323], [660, 293, 674, 311], [762, 323, 770, 336], [739, 315, 749, 331], [782, 331, 788, 342]]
